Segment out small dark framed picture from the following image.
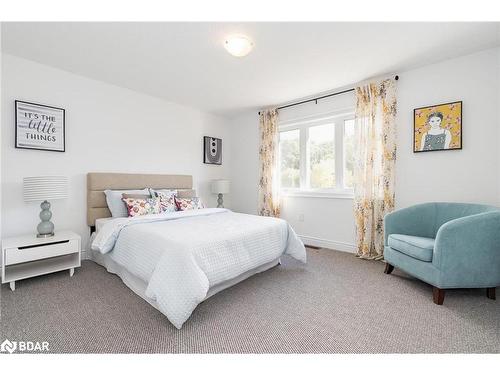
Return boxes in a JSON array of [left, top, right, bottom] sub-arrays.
[[413, 101, 462, 153], [15, 100, 66, 152], [204, 136, 222, 165]]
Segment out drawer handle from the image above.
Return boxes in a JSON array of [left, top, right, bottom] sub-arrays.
[[18, 240, 70, 250]]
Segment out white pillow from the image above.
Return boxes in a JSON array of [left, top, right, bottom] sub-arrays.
[[149, 188, 177, 198], [104, 188, 150, 217]]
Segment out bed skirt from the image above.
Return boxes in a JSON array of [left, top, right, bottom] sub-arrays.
[[90, 249, 281, 314]]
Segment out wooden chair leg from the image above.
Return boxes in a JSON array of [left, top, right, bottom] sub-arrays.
[[486, 287, 496, 300], [384, 263, 394, 275], [433, 287, 445, 305]]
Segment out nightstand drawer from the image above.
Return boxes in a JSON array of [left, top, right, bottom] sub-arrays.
[[5, 239, 79, 265]]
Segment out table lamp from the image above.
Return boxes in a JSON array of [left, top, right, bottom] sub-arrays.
[[23, 176, 68, 238], [211, 179, 230, 208]]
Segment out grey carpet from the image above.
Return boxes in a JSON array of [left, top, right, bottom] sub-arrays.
[[1, 248, 499, 353]]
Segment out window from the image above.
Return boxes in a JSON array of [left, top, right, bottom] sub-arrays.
[[279, 129, 300, 188], [278, 112, 355, 197], [309, 124, 335, 189]]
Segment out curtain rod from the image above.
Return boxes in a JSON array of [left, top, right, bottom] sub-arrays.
[[258, 75, 399, 115]]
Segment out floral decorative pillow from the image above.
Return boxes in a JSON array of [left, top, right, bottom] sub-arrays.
[[174, 196, 204, 211], [122, 197, 162, 217], [156, 191, 177, 213]]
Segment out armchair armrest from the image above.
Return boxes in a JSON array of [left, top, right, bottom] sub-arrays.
[[433, 211, 500, 287], [384, 203, 436, 246]]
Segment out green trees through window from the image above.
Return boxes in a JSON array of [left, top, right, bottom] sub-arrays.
[[279, 129, 300, 188], [309, 124, 335, 189], [279, 115, 355, 192]]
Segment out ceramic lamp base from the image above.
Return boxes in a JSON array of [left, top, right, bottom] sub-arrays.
[[37, 200, 55, 238], [217, 193, 224, 208]]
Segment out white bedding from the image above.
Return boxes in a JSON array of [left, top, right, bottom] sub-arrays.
[[95, 217, 113, 233], [91, 208, 306, 328]]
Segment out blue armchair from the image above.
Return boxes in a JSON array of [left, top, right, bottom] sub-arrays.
[[383, 202, 500, 305]]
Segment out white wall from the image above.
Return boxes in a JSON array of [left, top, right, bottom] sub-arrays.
[[229, 111, 260, 215], [0, 25, 2, 241], [396, 47, 499, 208], [230, 47, 500, 251], [1, 54, 231, 253]]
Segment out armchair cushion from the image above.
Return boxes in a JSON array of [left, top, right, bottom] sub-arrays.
[[388, 234, 434, 262]]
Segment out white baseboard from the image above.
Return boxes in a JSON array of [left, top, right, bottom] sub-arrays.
[[298, 235, 356, 253]]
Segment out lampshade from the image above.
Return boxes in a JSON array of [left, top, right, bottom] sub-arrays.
[[23, 176, 68, 202], [211, 179, 230, 194]]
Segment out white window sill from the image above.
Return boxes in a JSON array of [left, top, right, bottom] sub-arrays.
[[281, 190, 354, 200]]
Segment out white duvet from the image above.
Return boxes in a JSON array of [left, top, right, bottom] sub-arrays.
[[91, 208, 306, 328]]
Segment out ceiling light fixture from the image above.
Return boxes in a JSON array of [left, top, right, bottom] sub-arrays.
[[224, 35, 254, 57]]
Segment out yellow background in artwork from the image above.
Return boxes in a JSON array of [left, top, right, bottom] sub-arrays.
[[414, 102, 462, 150]]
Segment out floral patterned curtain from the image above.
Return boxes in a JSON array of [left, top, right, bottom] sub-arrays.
[[353, 79, 397, 260], [258, 108, 280, 217]]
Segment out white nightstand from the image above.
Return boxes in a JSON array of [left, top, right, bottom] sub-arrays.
[[1, 230, 81, 291]]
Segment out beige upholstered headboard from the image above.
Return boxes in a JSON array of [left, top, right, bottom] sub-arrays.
[[87, 172, 193, 227]]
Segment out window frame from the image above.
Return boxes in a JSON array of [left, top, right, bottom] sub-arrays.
[[342, 118, 356, 191], [278, 109, 355, 199]]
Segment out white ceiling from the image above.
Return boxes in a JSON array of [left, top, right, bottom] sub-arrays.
[[2, 22, 499, 116]]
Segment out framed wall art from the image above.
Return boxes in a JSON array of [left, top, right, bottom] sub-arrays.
[[414, 101, 462, 153], [15, 100, 66, 152], [204, 136, 222, 165]]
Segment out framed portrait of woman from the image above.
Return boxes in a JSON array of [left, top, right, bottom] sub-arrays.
[[413, 101, 462, 153]]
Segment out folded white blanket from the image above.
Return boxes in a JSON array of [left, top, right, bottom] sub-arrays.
[[92, 208, 306, 328]]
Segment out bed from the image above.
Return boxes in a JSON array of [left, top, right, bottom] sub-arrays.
[[87, 172, 306, 328]]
